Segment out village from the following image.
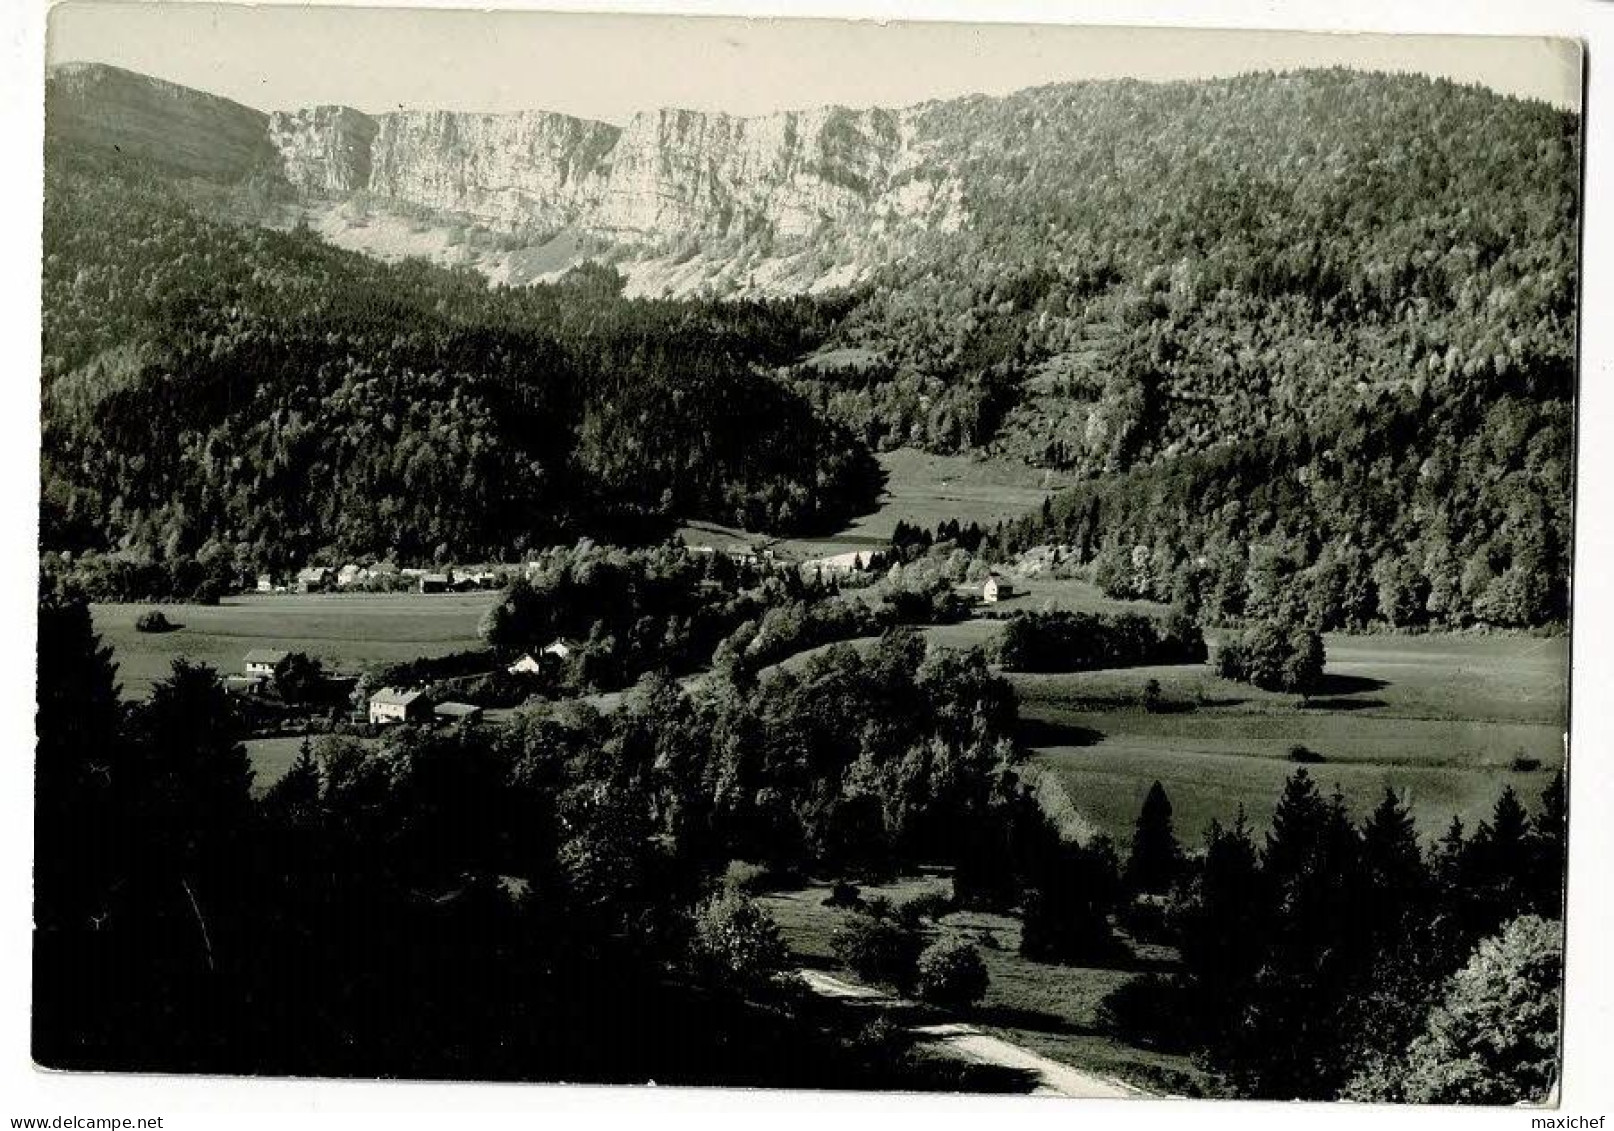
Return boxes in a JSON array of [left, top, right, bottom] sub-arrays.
[[221, 550, 1022, 747]]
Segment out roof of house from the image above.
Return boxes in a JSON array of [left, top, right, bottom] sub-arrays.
[[370, 686, 426, 707], [243, 649, 291, 665], [422, 572, 451, 583], [296, 566, 331, 580], [434, 701, 482, 718]]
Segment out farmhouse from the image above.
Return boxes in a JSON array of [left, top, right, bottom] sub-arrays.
[[296, 565, 335, 592], [369, 686, 430, 726], [542, 637, 577, 660], [434, 701, 484, 725], [336, 563, 363, 588], [507, 653, 545, 675], [804, 550, 874, 577], [419, 572, 451, 594], [983, 575, 1015, 603], [243, 649, 291, 679]]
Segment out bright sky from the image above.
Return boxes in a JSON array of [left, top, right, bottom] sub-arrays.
[[47, 2, 1582, 122]]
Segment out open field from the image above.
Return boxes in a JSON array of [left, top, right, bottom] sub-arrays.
[[758, 876, 1206, 1096], [1020, 633, 1568, 844], [680, 448, 1072, 562], [94, 593, 496, 699]]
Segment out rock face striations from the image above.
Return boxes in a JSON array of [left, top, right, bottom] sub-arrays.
[[268, 106, 380, 194], [46, 63, 963, 289], [267, 97, 951, 246]]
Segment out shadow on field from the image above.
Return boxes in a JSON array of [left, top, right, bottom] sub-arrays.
[[1311, 672, 1390, 696], [972, 1003, 1105, 1038], [1016, 718, 1105, 747], [1302, 696, 1388, 712]]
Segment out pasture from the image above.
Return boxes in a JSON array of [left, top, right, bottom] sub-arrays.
[[93, 592, 496, 699], [758, 876, 1205, 1096], [1019, 633, 1568, 845], [754, 448, 1072, 561]]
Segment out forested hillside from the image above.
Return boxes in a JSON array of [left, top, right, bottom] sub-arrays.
[[806, 71, 1578, 628], [809, 71, 1576, 463], [41, 153, 874, 586]]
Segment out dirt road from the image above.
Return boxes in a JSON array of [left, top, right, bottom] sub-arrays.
[[797, 969, 1153, 1099]]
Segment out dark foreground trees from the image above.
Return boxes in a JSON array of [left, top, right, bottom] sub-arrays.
[[33, 598, 1031, 1086], [1344, 915, 1563, 1104], [1101, 768, 1568, 1102]]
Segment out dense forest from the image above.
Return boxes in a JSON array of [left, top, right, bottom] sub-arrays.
[[796, 72, 1578, 629], [40, 153, 875, 589]]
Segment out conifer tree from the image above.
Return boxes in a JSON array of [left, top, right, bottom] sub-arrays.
[[1125, 780, 1183, 895]]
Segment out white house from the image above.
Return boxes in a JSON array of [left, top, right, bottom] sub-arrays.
[[369, 686, 430, 726], [983, 576, 1016, 603], [336, 563, 363, 588], [542, 638, 577, 660], [507, 653, 545, 675]]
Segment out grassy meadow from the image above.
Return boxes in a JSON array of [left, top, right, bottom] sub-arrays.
[[93, 592, 496, 699], [685, 448, 1075, 561], [1017, 632, 1568, 845]]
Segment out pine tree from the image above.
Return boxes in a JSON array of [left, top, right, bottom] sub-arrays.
[[1463, 785, 1534, 939], [1360, 787, 1428, 939], [1175, 808, 1268, 1048], [1232, 772, 1367, 1099], [1125, 780, 1183, 894], [34, 592, 128, 1067], [263, 738, 321, 817], [1529, 770, 1567, 918]]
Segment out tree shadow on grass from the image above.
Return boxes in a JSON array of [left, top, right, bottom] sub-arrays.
[[1300, 696, 1388, 712], [1311, 672, 1390, 696], [1016, 718, 1105, 747], [970, 1003, 1104, 1037]]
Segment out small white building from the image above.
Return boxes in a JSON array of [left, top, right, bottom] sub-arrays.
[[369, 686, 430, 726], [507, 653, 545, 675], [244, 649, 291, 679], [983, 575, 1015, 603], [542, 638, 577, 660], [336, 563, 363, 588]]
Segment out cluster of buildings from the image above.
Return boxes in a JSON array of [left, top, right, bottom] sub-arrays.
[[225, 649, 484, 729], [256, 564, 510, 594], [366, 687, 483, 727]]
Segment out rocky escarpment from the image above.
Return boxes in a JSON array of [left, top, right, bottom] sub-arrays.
[[365, 110, 620, 232], [266, 97, 958, 249], [268, 105, 378, 193], [45, 62, 968, 291]]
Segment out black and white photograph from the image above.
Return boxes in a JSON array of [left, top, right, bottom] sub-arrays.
[[9, 0, 1611, 1121]]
